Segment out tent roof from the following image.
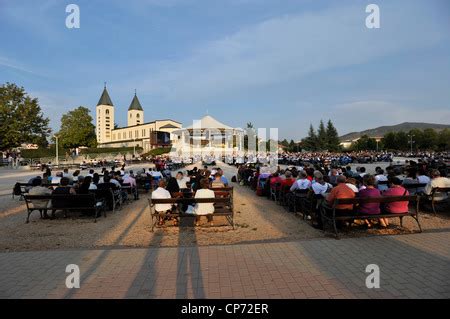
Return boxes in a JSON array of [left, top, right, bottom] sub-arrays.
[[185, 115, 233, 130]]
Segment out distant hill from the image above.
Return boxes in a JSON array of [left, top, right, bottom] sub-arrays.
[[340, 122, 450, 141]]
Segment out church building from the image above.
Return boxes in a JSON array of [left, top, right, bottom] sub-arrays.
[[95, 85, 182, 152]]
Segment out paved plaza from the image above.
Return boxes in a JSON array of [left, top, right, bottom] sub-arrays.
[[1, 231, 449, 299]]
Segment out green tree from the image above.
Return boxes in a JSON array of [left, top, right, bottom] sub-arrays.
[[437, 129, 450, 151], [287, 139, 295, 152], [408, 129, 424, 150], [317, 120, 327, 150], [421, 128, 438, 151], [395, 131, 409, 151], [352, 135, 377, 151], [280, 139, 289, 148], [0, 82, 51, 150], [382, 132, 396, 150], [56, 106, 97, 148], [326, 119, 341, 151]]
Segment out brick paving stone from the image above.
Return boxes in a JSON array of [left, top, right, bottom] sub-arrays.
[[0, 231, 449, 299]]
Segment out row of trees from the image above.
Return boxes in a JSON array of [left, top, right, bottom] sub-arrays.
[[301, 120, 341, 151], [352, 129, 450, 152], [1, 82, 448, 153]]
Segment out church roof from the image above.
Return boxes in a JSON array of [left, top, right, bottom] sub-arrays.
[[128, 93, 143, 111], [97, 87, 114, 106]]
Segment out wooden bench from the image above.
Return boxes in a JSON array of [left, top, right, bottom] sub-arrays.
[[91, 187, 122, 213], [135, 176, 152, 193], [403, 183, 427, 194], [176, 187, 234, 199], [24, 194, 106, 223], [429, 187, 450, 215], [321, 195, 421, 238], [209, 186, 234, 200], [13, 183, 59, 200], [148, 196, 234, 232]]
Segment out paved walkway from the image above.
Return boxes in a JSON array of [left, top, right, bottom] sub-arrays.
[[1, 231, 449, 299]]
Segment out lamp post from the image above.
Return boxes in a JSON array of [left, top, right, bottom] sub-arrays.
[[55, 135, 59, 166], [408, 134, 414, 154]]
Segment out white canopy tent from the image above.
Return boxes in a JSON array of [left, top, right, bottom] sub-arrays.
[[171, 115, 244, 158]]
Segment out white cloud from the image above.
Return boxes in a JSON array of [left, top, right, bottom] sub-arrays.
[[29, 91, 79, 132], [130, 1, 444, 101], [0, 55, 43, 76]]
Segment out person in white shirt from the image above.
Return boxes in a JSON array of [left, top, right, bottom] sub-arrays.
[[123, 172, 138, 199], [193, 178, 216, 226], [417, 169, 431, 193], [290, 171, 311, 192], [28, 178, 52, 220], [150, 169, 163, 179], [151, 180, 173, 225], [345, 178, 359, 193], [51, 172, 63, 189], [359, 167, 367, 178], [123, 173, 137, 188], [110, 177, 121, 188], [176, 171, 190, 189], [62, 169, 72, 183], [311, 171, 332, 195], [417, 169, 431, 184], [375, 168, 389, 191], [87, 169, 95, 178], [424, 169, 450, 201]]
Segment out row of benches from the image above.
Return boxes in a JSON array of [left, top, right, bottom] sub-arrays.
[[148, 187, 234, 231], [24, 193, 107, 223], [248, 174, 450, 237], [324, 195, 421, 238], [23, 186, 235, 228], [23, 185, 134, 223]]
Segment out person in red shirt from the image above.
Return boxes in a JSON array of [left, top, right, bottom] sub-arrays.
[[383, 177, 409, 225], [269, 172, 282, 191], [326, 175, 356, 210], [314, 175, 356, 230], [280, 170, 295, 189]]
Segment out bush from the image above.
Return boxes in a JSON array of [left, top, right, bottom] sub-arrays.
[[20, 146, 143, 159], [79, 147, 142, 155], [20, 146, 64, 159], [141, 147, 171, 157]]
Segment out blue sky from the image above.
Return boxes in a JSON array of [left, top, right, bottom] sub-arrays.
[[1, 0, 449, 140]]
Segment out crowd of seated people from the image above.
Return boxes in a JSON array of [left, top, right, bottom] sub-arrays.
[[26, 166, 143, 219], [235, 159, 450, 231], [150, 166, 230, 226]]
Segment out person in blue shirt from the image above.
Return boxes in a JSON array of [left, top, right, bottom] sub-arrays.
[[217, 168, 229, 186]]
